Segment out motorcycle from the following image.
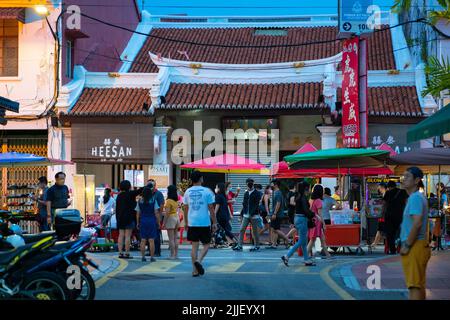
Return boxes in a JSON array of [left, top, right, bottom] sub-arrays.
[[22, 236, 98, 300], [1, 216, 98, 300], [0, 235, 70, 300]]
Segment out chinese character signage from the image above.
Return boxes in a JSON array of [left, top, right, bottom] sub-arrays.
[[368, 124, 420, 154], [342, 37, 360, 148], [72, 123, 153, 163]]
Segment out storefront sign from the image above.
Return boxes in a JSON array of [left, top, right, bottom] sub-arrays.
[[368, 124, 420, 154], [342, 37, 360, 148], [366, 177, 400, 184], [149, 164, 170, 191], [72, 123, 153, 164], [222, 118, 278, 140]]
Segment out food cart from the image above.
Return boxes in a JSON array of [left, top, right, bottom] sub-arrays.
[[284, 147, 392, 255]]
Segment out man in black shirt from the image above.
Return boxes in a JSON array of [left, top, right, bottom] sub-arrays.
[[383, 181, 409, 254], [46, 172, 71, 229]]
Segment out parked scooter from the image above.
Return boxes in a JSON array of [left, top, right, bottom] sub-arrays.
[[0, 216, 98, 300], [0, 235, 70, 300]]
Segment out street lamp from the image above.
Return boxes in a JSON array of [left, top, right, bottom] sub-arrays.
[[34, 5, 49, 16]]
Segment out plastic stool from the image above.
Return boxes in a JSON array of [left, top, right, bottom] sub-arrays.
[[179, 227, 184, 244], [243, 225, 253, 243]]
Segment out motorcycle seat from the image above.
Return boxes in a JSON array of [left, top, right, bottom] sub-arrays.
[[0, 243, 34, 266], [22, 231, 56, 244]]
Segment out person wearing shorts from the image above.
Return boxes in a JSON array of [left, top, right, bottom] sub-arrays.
[[268, 179, 290, 249], [400, 167, 431, 300], [183, 171, 217, 277]]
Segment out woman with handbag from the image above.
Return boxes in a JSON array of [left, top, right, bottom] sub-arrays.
[[307, 184, 332, 259], [281, 181, 316, 266]]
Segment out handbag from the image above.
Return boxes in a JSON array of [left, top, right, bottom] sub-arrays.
[[307, 217, 316, 229]]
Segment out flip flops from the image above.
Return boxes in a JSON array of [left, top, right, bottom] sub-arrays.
[[281, 256, 289, 267], [194, 261, 205, 275]]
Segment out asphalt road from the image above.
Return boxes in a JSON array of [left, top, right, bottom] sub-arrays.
[[93, 246, 407, 300]]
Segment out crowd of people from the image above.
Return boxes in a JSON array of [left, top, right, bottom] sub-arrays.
[[31, 167, 447, 299]]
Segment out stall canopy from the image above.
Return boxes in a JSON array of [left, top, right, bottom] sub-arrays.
[[273, 144, 393, 177], [388, 147, 450, 174], [180, 153, 268, 174], [389, 147, 450, 165], [0, 152, 73, 168], [407, 103, 450, 143], [284, 148, 390, 170]]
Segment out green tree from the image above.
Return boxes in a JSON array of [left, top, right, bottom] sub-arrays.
[[392, 0, 450, 97], [422, 56, 450, 97]]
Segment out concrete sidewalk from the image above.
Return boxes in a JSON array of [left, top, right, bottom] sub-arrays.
[[335, 249, 450, 299], [86, 252, 121, 281]]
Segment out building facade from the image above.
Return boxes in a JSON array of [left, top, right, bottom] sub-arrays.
[[56, 11, 439, 213]]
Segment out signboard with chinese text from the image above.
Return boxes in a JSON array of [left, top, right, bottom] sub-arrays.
[[368, 124, 420, 154], [342, 37, 360, 148], [72, 123, 153, 164]]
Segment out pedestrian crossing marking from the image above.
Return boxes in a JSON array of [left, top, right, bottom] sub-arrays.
[[295, 266, 310, 273], [207, 262, 244, 273], [134, 260, 182, 273]]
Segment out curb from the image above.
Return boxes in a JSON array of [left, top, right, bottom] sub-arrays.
[[88, 253, 121, 282]]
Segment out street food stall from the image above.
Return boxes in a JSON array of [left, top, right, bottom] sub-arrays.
[[389, 147, 450, 250], [284, 147, 392, 254], [0, 152, 73, 233]]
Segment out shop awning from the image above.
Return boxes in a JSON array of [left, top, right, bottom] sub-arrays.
[[0, 8, 26, 23], [181, 153, 269, 174], [407, 103, 450, 143], [0, 152, 73, 168], [284, 148, 390, 169]]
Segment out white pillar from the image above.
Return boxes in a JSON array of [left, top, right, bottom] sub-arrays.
[[317, 126, 341, 191], [317, 126, 341, 150], [153, 126, 173, 184], [47, 126, 76, 193]]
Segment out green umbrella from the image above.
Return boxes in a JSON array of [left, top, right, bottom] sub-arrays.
[[284, 148, 390, 169], [407, 103, 450, 143]]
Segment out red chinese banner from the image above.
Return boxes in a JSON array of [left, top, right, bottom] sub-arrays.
[[341, 37, 360, 148]]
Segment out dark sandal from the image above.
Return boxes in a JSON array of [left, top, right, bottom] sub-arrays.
[[305, 261, 316, 266], [192, 273, 200, 277], [194, 261, 205, 275], [281, 256, 289, 267]]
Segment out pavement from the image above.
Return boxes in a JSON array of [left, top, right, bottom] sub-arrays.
[[333, 249, 450, 300], [84, 243, 450, 300]]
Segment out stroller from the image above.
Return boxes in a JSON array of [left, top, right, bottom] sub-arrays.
[[212, 224, 228, 248]]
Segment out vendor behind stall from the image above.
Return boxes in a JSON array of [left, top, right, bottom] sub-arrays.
[[346, 179, 361, 210]]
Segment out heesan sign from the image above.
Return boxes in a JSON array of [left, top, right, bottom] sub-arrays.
[[72, 123, 153, 164], [91, 139, 133, 160]]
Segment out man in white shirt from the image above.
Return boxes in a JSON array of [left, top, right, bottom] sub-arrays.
[[183, 171, 217, 277]]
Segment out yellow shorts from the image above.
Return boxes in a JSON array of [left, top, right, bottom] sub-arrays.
[[401, 239, 431, 289]]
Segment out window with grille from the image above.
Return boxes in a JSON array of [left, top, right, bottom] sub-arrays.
[[0, 19, 19, 77]]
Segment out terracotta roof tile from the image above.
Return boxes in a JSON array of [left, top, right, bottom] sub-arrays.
[[337, 86, 422, 117], [69, 88, 151, 116], [159, 82, 328, 110], [130, 26, 395, 72], [0, 8, 25, 23]]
